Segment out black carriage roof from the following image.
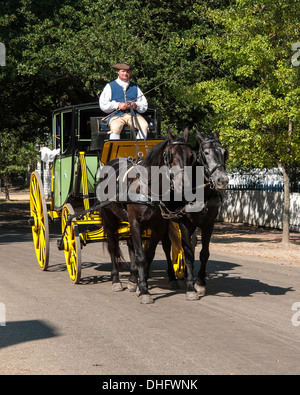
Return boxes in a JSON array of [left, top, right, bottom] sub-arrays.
[[52, 101, 162, 154], [52, 101, 100, 115], [52, 101, 161, 115]]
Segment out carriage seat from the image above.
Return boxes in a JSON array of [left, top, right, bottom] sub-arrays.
[[89, 115, 155, 151], [89, 116, 129, 151]]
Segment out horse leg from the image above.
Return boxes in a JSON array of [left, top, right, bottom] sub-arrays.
[[180, 224, 199, 301], [161, 233, 178, 290], [128, 216, 154, 304], [127, 237, 138, 292], [144, 222, 167, 280], [102, 208, 124, 292], [195, 222, 215, 296]]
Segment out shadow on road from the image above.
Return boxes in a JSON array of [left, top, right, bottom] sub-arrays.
[[204, 260, 295, 298], [64, 257, 296, 302], [0, 320, 59, 349]]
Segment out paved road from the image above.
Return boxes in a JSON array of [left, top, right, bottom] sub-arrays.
[[0, 213, 300, 375]]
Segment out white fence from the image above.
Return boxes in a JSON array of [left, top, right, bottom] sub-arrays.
[[218, 190, 300, 233]]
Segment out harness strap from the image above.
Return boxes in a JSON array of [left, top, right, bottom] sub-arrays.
[[129, 104, 149, 157]]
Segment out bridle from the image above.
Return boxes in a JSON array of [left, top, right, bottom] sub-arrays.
[[197, 138, 228, 187], [162, 141, 196, 191]]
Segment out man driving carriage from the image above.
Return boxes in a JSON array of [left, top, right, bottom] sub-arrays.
[[99, 62, 149, 140]]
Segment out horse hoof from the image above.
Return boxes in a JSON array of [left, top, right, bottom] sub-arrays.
[[112, 282, 123, 292], [194, 283, 206, 296], [139, 294, 154, 304], [186, 291, 200, 301], [127, 281, 138, 292], [169, 280, 179, 290]]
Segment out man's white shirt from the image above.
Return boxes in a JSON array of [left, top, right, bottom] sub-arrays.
[[99, 77, 148, 114]]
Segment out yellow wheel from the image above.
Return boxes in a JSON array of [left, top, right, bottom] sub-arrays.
[[170, 223, 197, 280], [172, 249, 185, 280], [29, 171, 49, 271], [170, 222, 185, 280], [61, 203, 81, 284]]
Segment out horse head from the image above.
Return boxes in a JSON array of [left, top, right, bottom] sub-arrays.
[[163, 127, 194, 165], [196, 130, 229, 191], [161, 127, 195, 197]]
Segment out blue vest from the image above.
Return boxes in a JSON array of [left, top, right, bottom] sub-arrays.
[[104, 80, 138, 124]]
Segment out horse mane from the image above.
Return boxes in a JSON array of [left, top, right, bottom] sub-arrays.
[[142, 139, 169, 167], [142, 135, 187, 167]]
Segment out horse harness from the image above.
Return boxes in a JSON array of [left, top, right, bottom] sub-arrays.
[[93, 138, 226, 221]]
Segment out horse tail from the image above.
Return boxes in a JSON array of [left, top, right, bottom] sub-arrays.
[[101, 206, 125, 270]]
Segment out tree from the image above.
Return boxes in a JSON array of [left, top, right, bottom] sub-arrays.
[[0, 0, 216, 140], [189, 0, 300, 243], [0, 130, 38, 200], [0, 0, 218, 198]]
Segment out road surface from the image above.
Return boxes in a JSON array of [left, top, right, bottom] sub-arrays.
[[0, 209, 300, 375]]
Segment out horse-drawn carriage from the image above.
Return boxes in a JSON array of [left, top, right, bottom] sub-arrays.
[[29, 101, 229, 303], [29, 102, 186, 285]]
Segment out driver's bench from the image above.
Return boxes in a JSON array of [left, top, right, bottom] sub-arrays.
[[89, 110, 159, 152]]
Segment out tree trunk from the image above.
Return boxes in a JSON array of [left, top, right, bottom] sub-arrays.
[[280, 163, 290, 244], [3, 173, 10, 201]]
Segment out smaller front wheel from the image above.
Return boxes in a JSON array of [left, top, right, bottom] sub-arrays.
[[61, 204, 81, 284]]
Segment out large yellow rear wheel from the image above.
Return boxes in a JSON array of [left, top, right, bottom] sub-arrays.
[[29, 171, 49, 271], [61, 203, 81, 284]]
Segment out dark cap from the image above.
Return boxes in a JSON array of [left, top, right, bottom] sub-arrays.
[[111, 62, 134, 71]]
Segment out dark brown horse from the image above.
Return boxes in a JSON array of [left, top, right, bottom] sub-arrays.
[[167, 131, 229, 299], [99, 128, 194, 304]]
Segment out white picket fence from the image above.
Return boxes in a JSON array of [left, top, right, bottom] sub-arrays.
[[218, 190, 300, 232]]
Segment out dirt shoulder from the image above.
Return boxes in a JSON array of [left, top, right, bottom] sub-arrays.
[[209, 222, 300, 266]]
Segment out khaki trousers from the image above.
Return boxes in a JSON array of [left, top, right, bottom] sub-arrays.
[[108, 113, 149, 136]]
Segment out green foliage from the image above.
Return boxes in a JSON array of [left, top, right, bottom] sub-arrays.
[[1, 0, 300, 176], [189, 0, 300, 170], [0, 129, 38, 177], [0, 0, 212, 139], [0, 0, 213, 196]]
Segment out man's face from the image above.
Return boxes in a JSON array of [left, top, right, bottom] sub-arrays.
[[118, 69, 131, 82]]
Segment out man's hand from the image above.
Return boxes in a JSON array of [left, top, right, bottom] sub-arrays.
[[118, 102, 129, 110], [118, 101, 137, 110], [128, 101, 137, 109]]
